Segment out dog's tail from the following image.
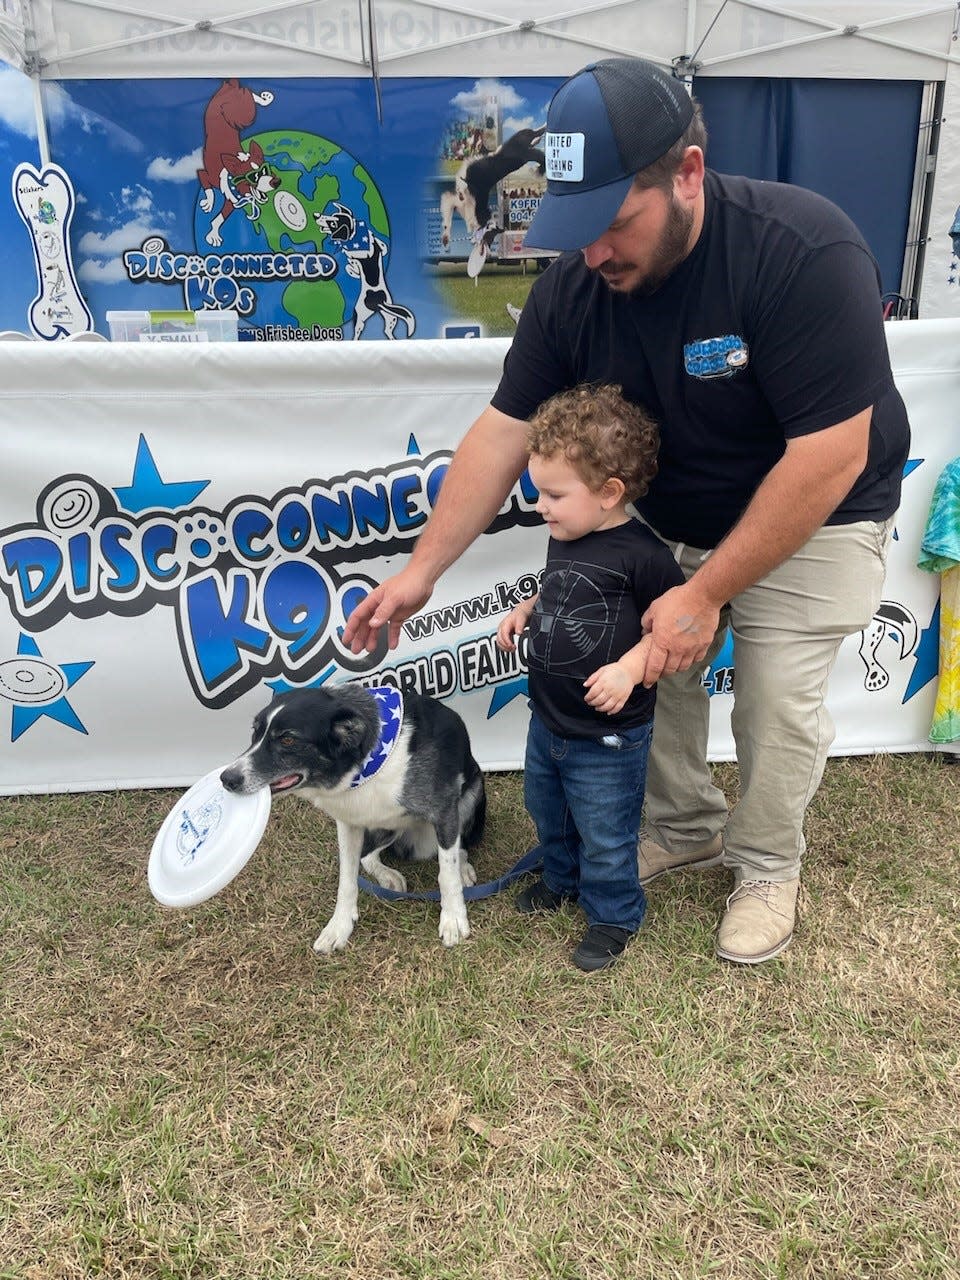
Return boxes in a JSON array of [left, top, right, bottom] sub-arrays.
[[381, 303, 416, 339], [459, 761, 486, 849]]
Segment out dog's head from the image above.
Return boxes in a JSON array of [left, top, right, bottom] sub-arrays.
[[220, 687, 380, 797], [313, 201, 356, 242]]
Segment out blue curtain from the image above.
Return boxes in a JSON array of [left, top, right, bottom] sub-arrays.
[[694, 78, 924, 297]]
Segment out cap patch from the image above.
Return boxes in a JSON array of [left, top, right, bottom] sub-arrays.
[[545, 133, 585, 182]]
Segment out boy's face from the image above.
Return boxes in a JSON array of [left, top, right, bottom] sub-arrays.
[[528, 452, 625, 542]]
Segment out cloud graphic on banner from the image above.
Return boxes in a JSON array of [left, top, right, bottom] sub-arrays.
[[114, 436, 210, 513], [1, 634, 94, 742]]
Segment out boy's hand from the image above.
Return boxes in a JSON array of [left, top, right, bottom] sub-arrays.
[[583, 663, 635, 715], [495, 605, 530, 652], [583, 634, 654, 714]]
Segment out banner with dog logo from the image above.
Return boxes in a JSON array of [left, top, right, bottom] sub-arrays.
[[0, 73, 560, 343], [0, 328, 956, 795]]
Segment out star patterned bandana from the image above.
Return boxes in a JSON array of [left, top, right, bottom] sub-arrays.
[[349, 687, 404, 788]]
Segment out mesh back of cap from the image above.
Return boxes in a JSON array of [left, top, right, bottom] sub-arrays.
[[593, 59, 693, 172]]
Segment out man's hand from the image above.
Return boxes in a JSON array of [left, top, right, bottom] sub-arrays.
[[342, 567, 435, 654], [640, 582, 720, 685]]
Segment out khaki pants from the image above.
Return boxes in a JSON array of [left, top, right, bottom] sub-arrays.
[[643, 518, 895, 882]]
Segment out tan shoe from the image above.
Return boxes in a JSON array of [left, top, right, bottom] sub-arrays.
[[638, 832, 723, 886], [715, 878, 799, 964]]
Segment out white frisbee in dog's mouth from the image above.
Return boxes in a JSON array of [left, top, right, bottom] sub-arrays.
[[148, 767, 271, 908]]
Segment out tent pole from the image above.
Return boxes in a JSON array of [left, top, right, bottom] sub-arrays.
[[23, 0, 51, 166]]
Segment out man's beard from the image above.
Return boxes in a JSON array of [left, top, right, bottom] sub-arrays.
[[599, 196, 695, 297]]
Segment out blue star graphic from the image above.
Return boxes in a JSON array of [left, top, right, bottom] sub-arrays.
[[113, 435, 210, 514], [903, 600, 940, 704], [266, 666, 337, 695], [407, 434, 421, 456], [488, 678, 528, 716], [7, 633, 94, 742]]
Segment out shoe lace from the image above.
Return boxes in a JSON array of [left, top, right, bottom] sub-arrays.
[[726, 879, 778, 910]]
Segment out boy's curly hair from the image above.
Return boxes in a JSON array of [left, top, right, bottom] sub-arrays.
[[527, 383, 660, 501]]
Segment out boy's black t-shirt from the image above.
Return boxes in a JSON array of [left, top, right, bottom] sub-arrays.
[[492, 170, 911, 549], [527, 520, 685, 738]]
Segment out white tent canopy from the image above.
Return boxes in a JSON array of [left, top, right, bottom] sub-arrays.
[[2, 0, 958, 82]]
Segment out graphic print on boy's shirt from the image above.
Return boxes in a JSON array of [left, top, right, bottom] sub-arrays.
[[527, 560, 628, 681]]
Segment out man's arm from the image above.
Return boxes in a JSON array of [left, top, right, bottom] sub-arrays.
[[343, 404, 530, 653], [641, 407, 873, 683]]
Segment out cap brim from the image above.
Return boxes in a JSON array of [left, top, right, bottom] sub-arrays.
[[524, 174, 635, 252]]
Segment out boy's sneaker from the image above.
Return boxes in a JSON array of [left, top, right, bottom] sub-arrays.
[[638, 832, 724, 886], [572, 925, 632, 972], [715, 878, 799, 964], [515, 878, 571, 915]]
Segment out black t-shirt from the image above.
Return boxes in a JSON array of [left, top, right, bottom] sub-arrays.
[[527, 520, 685, 738], [492, 170, 911, 549]]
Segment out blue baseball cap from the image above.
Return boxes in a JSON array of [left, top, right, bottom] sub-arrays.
[[526, 58, 695, 252]]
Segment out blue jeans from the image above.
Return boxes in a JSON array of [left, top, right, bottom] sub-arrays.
[[523, 710, 652, 932]]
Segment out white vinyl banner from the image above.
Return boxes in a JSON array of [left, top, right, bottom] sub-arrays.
[[0, 325, 957, 796]]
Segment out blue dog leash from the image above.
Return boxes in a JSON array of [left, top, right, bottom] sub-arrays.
[[357, 846, 543, 903]]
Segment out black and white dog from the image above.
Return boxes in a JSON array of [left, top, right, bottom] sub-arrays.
[[313, 202, 415, 340], [440, 126, 545, 248], [220, 685, 486, 952]]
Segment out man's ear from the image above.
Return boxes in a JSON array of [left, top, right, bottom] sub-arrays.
[[674, 145, 705, 201]]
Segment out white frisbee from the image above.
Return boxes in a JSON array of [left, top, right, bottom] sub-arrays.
[[466, 240, 488, 279], [275, 191, 307, 231], [148, 767, 271, 908]]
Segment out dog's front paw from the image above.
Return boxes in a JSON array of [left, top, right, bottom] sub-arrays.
[[460, 860, 477, 888], [313, 917, 355, 955], [200, 190, 215, 213], [438, 907, 471, 947]]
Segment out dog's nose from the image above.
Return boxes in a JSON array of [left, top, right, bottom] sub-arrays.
[[220, 766, 242, 792]]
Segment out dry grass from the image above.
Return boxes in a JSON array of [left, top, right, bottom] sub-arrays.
[[1, 755, 959, 1279]]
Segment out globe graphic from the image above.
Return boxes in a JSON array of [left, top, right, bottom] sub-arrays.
[[193, 130, 390, 337]]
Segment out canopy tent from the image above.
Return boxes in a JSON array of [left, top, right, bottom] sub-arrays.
[[3, 1, 959, 318], [2, 0, 957, 82]]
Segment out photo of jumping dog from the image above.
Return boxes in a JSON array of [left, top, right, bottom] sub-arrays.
[[198, 79, 279, 247], [220, 685, 486, 952], [314, 203, 416, 339], [440, 126, 545, 275]]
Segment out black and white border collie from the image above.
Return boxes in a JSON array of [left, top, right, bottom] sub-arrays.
[[221, 685, 486, 952]]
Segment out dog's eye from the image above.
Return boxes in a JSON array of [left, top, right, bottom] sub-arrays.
[[277, 733, 297, 747]]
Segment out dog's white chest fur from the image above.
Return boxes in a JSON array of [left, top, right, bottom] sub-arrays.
[[302, 723, 413, 828]]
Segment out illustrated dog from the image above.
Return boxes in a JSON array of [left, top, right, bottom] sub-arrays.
[[220, 685, 486, 952], [440, 126, 545, 247], [198, 79, 279, 247], [314, 202, 415, 339]]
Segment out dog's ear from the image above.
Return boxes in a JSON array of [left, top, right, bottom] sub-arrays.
[[331, 709, 368, 752]]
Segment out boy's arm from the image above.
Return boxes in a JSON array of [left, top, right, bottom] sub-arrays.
[[583, 634, 654, 715], [495, 593, 539, 652]]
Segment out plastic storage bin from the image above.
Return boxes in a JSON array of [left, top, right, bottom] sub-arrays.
[[106, 310, 238, 342]]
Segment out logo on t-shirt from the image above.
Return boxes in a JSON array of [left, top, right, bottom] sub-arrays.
[[684, 335, 749, 379]]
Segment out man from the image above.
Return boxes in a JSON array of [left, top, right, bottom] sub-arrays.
[[344, 58, 910, 964]]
